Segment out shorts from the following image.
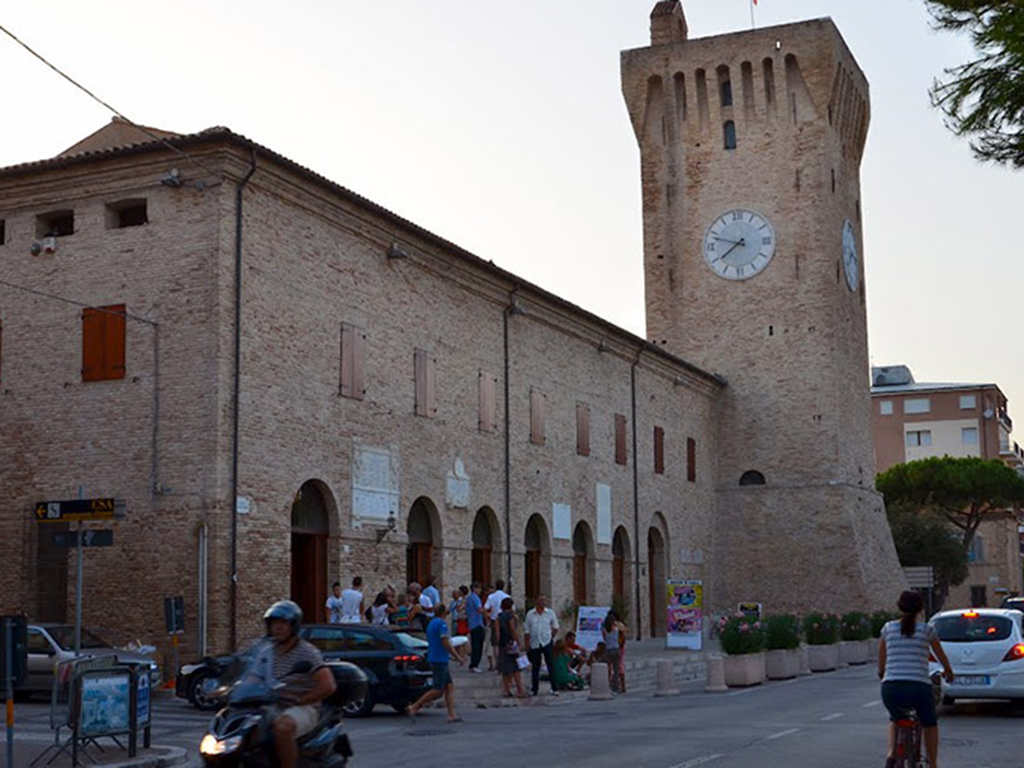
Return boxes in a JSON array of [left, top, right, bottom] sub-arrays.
[[431, 662, 453, 691], [279, 705, 320, 738], [881, 681, 938, 728]]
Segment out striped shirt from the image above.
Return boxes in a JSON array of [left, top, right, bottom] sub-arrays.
[[882, 620, 936, 684], [272, 639, 327, 702]]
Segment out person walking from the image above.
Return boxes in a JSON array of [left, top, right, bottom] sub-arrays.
[[325, 582, 344, 624], [340, 577, 365, 624], [465, 582, 486, 673], [524, 594, 559, 696], [406, 604, 464, 724], [602, 610, 626, 693], [494, 596, 527, 699]]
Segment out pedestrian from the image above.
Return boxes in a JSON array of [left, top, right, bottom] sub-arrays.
[[564, 630, 586, 672], [495, 596, 527, 699], [422, 575, 442, 615], [409, 582, 431, 630], [325, 582, 344, 624], [394, 592, 411, 627], [340, 577, 365, 624], [524, 594, 560, 696], [465, 582, 486, 673], [602, 610, 625, 693], [370, 590, 396, 625], [406, 603, 464, 724], [484, 580, 510, 673]]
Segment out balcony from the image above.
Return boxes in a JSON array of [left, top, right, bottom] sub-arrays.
[[998, 408, 1012, 430]]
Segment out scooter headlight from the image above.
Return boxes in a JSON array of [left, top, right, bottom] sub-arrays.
[[200, 734, 243, 755]]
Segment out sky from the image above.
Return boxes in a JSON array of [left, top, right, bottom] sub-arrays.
[[1, 1, 1020, 431]]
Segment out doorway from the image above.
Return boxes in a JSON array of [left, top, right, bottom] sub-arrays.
[[524, 514, 550, 603], [406, 497, 441, 587], [572, 522, 594, 606], [291, 481, 329, 623], [647, 526, 667, 637]]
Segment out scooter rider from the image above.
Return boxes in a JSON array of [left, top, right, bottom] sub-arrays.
[[260, 600, 337, 768]]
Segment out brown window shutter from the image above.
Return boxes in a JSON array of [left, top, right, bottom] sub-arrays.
[[615, 413, 627, 465], [576, 403, 590, 456], [0, 319, 3, 385], [530, 388, 545, 445], [103, 304, 126, 380], [426, 354, 437, 417], [654, 426, 665, 474], [414, 349, 427, 416], [82, 308, 103, 381], [479, 371, 496, 433], [340, 323, 365, 400], [687, 437, 697, 482]]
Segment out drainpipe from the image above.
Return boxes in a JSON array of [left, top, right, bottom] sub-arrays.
[[631, 348, 642, 641], [502, 288, 520, 588], [229, 151, 258, 651]]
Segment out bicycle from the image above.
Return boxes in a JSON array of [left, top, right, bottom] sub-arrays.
[[889, 673, 943, 768]]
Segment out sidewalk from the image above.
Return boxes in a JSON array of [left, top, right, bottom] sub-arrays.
[[4, 741, 188, 768]]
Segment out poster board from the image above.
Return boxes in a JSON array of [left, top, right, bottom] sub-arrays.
[[574, 606, 610, 651], [666, 579, 703, 650], [79, 670, 131, 737], [738, 602, 762, 620]]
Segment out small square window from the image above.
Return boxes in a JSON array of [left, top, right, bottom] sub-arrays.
[[36, 210, 74, 237], [106, 199, 148, 229], [903, 398, 930, 414], [959, 395, 976, 410], [879, 401, 893, 415], [962, 427, 978, 445]]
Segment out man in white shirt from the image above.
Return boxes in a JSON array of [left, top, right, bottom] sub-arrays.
[[325, 582, 344, 624], [340, 576, 365, 624], [483, 580, 510, 672], [524, 594, 560, 696]]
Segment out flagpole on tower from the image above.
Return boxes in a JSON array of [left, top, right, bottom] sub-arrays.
[[750, 0, 757, 30]]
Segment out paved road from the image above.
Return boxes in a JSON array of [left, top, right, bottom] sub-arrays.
[[7, 665, 1022, 767]]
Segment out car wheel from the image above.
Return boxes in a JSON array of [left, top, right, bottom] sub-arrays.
[[342, 690, 375, 718], [188, 670, 222, 711]]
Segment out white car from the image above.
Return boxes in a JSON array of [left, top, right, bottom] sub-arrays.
[[930, 608, 1024, 705]]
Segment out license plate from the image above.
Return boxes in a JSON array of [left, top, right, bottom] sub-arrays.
[[952, 675, 990, 686]]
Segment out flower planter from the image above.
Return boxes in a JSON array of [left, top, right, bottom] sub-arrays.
[[722, 652, 765, 687], [807, 644, 839, 672], [765, 648, 800, 680], [868, 637, 880, 662], [840, 640, 869, 665]]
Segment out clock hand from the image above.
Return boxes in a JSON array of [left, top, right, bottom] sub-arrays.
[[720, 238, 745, 259], [713, 236, 743, 245]]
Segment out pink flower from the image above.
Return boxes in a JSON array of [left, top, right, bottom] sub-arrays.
[[813, 623, 821, 630], [739, 624, 750, 633]]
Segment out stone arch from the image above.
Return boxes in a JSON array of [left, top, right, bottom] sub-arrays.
[[291, 479, 335, 624], [406, 496, 443, 589], [647, 512, 671, 637], [572, 521, 596, 606], [740, 470, 766, 486], [524, 514, 551, 603], [471, 506, 502, 586], [612, 526, 633, 624]]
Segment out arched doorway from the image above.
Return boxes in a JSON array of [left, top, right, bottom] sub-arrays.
[[471, 507, 498, 586], [524, 514, 551, 603], [406, 497, 442, 587], [291, 481, 329, 624], [647, 524, 668, 637], [572, 522, 595, 606], [612, 526, 631, 619]]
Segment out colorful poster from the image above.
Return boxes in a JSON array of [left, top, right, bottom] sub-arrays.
[[574, 606, 610, 651], [79, 672, 131, 737], [738, 602, 762, 620], [666, 579, 703, 649]]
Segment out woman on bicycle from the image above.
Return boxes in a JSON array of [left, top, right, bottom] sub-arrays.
[[878, 590, 954, 768]]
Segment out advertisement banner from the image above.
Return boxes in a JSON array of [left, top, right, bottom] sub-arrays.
[[666, 579, 703, 650], [79, 671, 131, 737], [574, 606, 610, 651]]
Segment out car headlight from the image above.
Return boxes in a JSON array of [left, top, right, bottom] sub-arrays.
[[180, 664, 200, 675], [200, 734, 242, 755]]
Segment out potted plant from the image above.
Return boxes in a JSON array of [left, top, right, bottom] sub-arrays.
[[869, 610, 897, 661], [802, 612, 840, 672], [764, 614, 801, 680], [716, 614, 766, 686], [839, 612, 871, 665]]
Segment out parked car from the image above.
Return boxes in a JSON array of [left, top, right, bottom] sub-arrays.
[[177, 624, 432, 716], [929, 608, 1024, 706], [18, 623, 160, 698], [1000, 597, 1024, 615]]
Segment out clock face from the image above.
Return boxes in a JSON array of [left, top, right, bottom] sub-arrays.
[[702, 209, 776, 281], [842, 219, 859, 291]]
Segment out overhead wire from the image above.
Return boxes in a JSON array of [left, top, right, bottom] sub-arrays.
[[0, 21, 221, 178]]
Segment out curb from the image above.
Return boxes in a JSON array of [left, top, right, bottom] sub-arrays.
[[94, 746, 190, 768]]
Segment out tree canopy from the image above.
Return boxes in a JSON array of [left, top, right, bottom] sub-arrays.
[[926, 0, 1024, 167], [877, 456, 1024, 548], [886, 500, 970, 596]]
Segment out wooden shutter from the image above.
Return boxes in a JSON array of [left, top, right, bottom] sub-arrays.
[[0, 319, 3, 385], [615, 413, 627, 465], [530, 388, 546, 445], [415, 348, 436, 417], [687, 437, 697, 482], [103, 304, 126, 380], [340, 323, 365, 400], [82, 308, 103, 381], [654, 426, 665, 475], [83, 304, 126, 382], [576, 403, 590, 457], [479, 371, 496, 433]]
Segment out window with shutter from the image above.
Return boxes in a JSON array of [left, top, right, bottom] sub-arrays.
[[82, 304, 126, 382], [576, 403, 590, 457], [479, 372, 497, 433], [340, 323, 366, 400], [615, 414, 627, 465], [530, 388, 546, 445], [0, 319, 3, 385], [654, 426, 665, 474], [687, 437, 697, 482], [414, 348, 436, 417]]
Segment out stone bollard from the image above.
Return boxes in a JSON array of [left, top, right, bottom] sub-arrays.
[[799, 645, 811, 676], [705, 655, 727, 693], [588, 662, 614, 701], [654, 660, 680, 697]]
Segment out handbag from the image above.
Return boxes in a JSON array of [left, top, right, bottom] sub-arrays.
[[507, 640, 520, 655], [516, 654, 530, 671]]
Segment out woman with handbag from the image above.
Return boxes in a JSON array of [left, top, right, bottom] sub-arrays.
[[495, 597, 528, 698]]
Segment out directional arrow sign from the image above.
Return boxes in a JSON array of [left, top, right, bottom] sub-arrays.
[[33, 498, 116, 523], [51, 529, 114, 548]]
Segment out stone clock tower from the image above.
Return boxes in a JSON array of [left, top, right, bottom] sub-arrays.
[[622, 2, 904, 612]]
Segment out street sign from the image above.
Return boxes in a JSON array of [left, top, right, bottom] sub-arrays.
[[34, 497, 116, 522], [903, 566, 934, 588], [1, 616, 28, 688], [51, 529, 114, 548], [164, 596, 185, 635]]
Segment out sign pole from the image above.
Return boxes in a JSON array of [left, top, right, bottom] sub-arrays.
[[75, 486, 85, 656], [5, 618, 13, 768]]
